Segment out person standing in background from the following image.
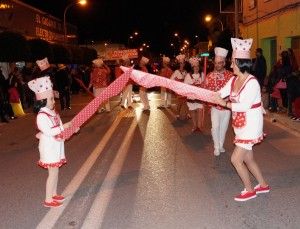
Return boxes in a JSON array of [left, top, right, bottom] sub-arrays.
[[137, 56, 150, 111], [170, 54, 190, 120], [185, 57, 205, 132], [158, 56, 173, 109], [117, 56, 134, 109], [204, 47, 233, 156], [89, 58, 111, 113], [252, 48, 267, 90], [55, 64, 71, 111]]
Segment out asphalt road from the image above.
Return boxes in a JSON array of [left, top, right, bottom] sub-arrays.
[[0, 92, 299, 229]]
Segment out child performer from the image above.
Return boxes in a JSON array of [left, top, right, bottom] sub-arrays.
[[28, 76, 72, 208]]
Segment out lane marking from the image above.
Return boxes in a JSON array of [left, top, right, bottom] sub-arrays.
[[81, 118, 138, 228], [36, 110, 128, 229]]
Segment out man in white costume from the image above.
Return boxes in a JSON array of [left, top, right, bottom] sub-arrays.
[[204, 47, 233, 156], [137, 56, 150, 110], [158, 56, 173, 108]]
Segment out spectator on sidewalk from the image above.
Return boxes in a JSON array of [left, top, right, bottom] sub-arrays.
[[288, 48, 299, 72], [55, 64, 72, 110], [0, 67, 16, 120], [252, 48, 267, 90], [287, 70, 300, 121], [8, 73, 25, 117]]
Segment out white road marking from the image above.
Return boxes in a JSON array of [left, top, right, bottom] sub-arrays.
[[81, 118, 138, 228]]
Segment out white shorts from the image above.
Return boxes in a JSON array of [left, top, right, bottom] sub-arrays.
[[235, 143, 253, 151]]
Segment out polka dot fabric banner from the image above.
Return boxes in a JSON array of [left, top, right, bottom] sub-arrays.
[[121, 66, 216, 103], [59, 67, 216, 140], [59, 68, 132, 140]]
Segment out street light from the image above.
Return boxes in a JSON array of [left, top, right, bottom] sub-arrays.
[[127, 32, 139, 47], [64, 0, 87, 43], [204, 14, 224, 31]]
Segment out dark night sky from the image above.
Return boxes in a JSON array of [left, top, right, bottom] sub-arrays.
[[20, 0, 233, 53]]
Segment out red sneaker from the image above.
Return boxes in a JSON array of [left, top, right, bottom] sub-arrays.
[[52, 195, 65, 202], [44, 200, 62, 208], [254, 184, 270, 194], [234, 189, 257, 202]]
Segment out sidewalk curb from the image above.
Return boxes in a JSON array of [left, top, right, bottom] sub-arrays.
[[264, 112, 300, 137]]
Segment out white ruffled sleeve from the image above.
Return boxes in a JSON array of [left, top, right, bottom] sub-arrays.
[[37, 114, 63, 136]]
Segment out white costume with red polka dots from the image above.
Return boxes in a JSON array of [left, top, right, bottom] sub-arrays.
[[36, 107, 66, 168], [219, 75, 264, 150], [205, 70, 233, 152]]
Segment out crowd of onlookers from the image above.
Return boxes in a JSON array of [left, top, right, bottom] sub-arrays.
[[0, 62, 92, 123], [264, 48, 300, 121], [1, 47, 299, 124]]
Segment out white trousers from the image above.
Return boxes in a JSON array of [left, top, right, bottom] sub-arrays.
[[121, 84, 133, 107], [160, 87, 172, 107], [211, 107, 231, 150], [139, 86, 149, 109], [93, 87, 110, 111]]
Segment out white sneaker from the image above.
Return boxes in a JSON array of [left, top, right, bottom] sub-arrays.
[[220, 148, 226, 153], [214, 149, 220, 156]]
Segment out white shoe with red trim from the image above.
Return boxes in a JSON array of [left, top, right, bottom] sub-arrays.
[[234, 189, 257, 202], [254, 184, 270, 194]]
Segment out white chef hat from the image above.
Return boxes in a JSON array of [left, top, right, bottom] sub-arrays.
[[214, 47, 228, 58], [176, 54, 185, 63], [28, 76, 53, 100], [189, 57, 199, 67], [36, 57, 50, 71], [231, 38, 253, 59], [140, 56, 149, 64], [92, 58, 104, 67], [162, 56, 170, 64]]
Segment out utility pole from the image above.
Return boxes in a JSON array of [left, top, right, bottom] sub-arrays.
[[234, 0, 239, 37]]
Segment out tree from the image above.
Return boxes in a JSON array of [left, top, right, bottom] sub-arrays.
[[0, 31, 28, 62], [27, 38, 53, 62], [51, 43, 71, 64]]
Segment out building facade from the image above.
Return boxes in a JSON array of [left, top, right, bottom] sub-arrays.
[[0, 0, 77, 44], [240, 0, 300, 72]]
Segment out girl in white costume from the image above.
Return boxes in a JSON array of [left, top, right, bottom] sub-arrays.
[[28, 76, 72, 208], [214, 38, 270, 202], [171, 54, 190, 120], [184, 57, 205, 132]]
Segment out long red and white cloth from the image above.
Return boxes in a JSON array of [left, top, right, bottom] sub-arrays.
[[59, 67, 216, 140]]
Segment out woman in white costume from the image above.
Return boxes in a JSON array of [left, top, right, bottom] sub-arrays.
[[170, 54, 190, 120], [214, 38, 270, 201], [184, 57, 205, 132]]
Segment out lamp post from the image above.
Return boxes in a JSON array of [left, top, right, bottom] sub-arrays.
[[204, 14, 224, 31], [127, 31, 139, 47], [64, 0, 87, 44]]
